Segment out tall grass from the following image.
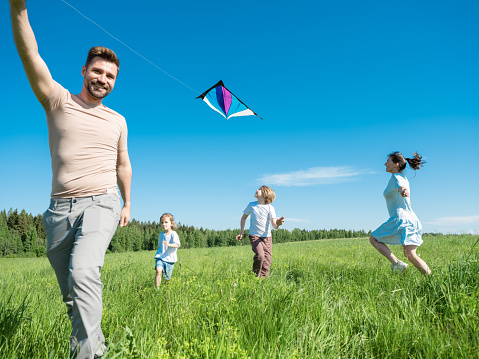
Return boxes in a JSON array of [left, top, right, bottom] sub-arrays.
[[0, 235, 478, 358]]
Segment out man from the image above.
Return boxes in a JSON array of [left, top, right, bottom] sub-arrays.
[[9, 1, 132, 358]]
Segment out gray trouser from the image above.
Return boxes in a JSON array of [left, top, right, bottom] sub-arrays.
[[43, 193, 120, 359]]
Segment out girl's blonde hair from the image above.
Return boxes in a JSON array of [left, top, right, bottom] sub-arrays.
[[160, 213, 177, 230], [260, 185, 276, 204]]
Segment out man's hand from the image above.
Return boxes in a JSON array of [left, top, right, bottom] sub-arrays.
[[119, 205, 130, 227], [236, 234, 243, 241], [9, 0, 26, 11]]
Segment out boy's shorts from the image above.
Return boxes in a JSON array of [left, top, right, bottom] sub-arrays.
[[155, 258, 175, 280]]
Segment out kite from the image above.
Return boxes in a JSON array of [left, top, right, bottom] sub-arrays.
[[196, 81, 262, 120]]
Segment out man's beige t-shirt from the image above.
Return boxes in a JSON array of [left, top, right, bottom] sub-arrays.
[[41, 81, 128, 199]]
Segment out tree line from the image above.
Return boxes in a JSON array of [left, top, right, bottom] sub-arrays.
[[0, 209, 371, 257]]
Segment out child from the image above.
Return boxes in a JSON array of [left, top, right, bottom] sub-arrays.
[[236, 186, 285, 277], [154, 213, 181, 288]]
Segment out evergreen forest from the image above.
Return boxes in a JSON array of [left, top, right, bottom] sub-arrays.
[[0, 208, 372, 257]]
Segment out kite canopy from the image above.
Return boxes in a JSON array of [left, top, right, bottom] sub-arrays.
[[196, 81, 262, 120]]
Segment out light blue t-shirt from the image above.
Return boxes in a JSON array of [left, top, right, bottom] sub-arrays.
[[244, 201, 277, 237], [384, 173, 416, 219], [154, 231, 181, 262]]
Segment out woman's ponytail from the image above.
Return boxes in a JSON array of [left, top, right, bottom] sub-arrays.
[[405, 152, 425, 170], [389, 151, 426, 172]]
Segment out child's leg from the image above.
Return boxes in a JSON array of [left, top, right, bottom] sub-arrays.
[[163, 262, 174, 282], [155, 267, 163, 288], [249, 235, 265, 277], [369, 235, 400, 264], [403, 245, 431, 275], [261, 236, 273, 277]]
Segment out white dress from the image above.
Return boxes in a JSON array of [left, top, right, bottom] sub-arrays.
[[371, 173, 423, 246]]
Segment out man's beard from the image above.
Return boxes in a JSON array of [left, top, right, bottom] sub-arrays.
[[87, 81, 111, 99]]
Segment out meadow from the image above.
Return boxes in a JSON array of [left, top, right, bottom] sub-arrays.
[[1, 235, 478, 358]]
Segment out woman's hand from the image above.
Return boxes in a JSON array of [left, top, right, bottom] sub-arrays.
[[399, 187, 409, 197]]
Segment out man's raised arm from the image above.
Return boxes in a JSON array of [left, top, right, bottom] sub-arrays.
[[10, 0, 54, 102]]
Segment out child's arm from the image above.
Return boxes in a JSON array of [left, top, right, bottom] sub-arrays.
[[163, 241, 180, 248], [236, 214, 249, 240], [271, 217, 285, 229]]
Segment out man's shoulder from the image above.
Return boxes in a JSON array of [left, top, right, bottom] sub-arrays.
[[41, 80, 70, 110], [101, 104, 126, 122]]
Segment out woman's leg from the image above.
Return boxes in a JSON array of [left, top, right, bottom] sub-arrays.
[[403, 245, 431, 275], [369, 235, 400, 264]]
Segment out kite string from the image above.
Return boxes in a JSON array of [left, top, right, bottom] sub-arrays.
[[60, 0, 200, 95]]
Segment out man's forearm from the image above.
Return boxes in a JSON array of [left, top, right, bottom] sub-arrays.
[[117, 164, 132, 207], [10, 0, 53, 102], [11, 1, 39, 63]]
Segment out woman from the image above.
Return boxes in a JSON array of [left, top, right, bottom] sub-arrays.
[[370, 152, 431, 275]]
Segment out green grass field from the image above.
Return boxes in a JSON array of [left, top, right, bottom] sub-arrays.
[[1, 235, 478, 358]]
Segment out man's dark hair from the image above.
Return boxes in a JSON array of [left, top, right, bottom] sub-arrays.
[[85, 46, 120, 73]]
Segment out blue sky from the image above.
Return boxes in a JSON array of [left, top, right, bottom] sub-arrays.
[[2, 0, 478, 234]]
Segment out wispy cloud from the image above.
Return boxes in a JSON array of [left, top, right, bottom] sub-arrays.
[[258, 166, 370, 187], [284, 218, 310, 223], [424, 215, 479, 226]]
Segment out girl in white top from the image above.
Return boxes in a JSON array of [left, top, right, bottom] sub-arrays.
[[154, 213, 181, 288], [236, 186, 285, 277], [370, 152, 431, 275]]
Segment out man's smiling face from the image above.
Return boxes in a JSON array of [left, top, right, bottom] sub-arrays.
[[81, 56, 118, 100]]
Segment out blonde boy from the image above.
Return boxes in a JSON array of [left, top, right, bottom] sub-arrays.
[[236, 186, 284, 277]]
